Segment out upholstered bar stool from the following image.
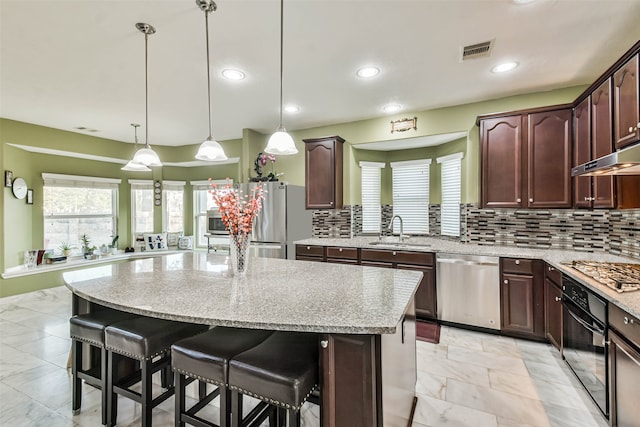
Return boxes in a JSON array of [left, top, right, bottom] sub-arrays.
[[171, 327, 274, 427], [70, 309, 139, 425], [104, 317, 208, 427], [228, 331, 319, 427]]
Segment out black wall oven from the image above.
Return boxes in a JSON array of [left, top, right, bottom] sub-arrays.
[[562, 275, 608, 418]]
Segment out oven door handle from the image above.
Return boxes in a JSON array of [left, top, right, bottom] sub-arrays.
[[564, 303, 605, 336]]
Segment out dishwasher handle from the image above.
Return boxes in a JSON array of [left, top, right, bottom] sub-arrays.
[[436, 258, 499, 267]]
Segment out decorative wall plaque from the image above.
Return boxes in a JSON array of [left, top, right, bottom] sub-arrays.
[[390, 117, 417, 133]]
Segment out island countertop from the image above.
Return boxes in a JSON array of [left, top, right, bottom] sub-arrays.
[[63, 251, 422, 335]]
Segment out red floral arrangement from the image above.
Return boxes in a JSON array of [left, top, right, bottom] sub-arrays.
[[208, 179, 264, 236]]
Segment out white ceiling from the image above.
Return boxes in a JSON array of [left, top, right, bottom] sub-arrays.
[[1, 0, 640, 148]]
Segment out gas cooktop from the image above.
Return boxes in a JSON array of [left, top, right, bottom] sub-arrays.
[[563, 260, 640, 293]]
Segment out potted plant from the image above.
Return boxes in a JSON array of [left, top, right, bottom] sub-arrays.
[[58, 241, 76, 257], [80, 234, 97, 259]]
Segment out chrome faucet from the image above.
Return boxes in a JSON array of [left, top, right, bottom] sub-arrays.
[[388, 215, 404, 242]]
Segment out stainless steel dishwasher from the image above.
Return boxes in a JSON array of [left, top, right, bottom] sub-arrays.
[[436, 254, 501, 330]]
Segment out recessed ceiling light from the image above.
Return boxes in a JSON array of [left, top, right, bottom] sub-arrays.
[[383, 104, 402, 113], [491, 61, 519, 73], [221, 69, 245, 80], [356, 66, 380, 78], [284, 105, 300, 113]]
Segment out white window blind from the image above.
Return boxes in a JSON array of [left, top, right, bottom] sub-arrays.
[[129, 179, 153, 234], [162, 181, 185, 233], [437, 152, 463, 237], [390, 159, 431, 235], [360, 161, 385, 233]]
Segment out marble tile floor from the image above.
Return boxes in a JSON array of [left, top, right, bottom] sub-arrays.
[[0, 286, 608, 427]]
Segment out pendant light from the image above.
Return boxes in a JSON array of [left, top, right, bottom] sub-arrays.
[[194, 0, 228, 162], [264, 0, 298, 155], [131, 23, 162, 167], [121, 123, 151, 171]]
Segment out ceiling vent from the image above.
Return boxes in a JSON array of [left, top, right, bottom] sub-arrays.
[[461, 40, 493, 61]]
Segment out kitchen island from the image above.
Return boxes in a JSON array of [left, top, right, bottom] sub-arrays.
[[63, 251, 423, 427]]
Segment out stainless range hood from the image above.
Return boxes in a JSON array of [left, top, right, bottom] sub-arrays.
[[572, 143, 640, 176]]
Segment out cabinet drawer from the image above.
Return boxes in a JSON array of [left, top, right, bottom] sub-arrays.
[[545, 263, 562, 285], [609, 303, 640, 347], [296, 245, 325, 258], [502, 258, 534, 274], [326, 246, 358, 260], [361, 248, 433, 266]]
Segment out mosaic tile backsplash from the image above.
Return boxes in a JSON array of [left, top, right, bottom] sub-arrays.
[[312, 205, 640, 260]]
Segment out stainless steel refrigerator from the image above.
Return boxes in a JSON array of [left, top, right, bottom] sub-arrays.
[[236, 181, 311, 259]]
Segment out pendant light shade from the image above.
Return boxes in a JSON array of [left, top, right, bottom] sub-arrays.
[[265, 0, 297, 156], [122, 123, 151, 171], [194, 0, 228, 162], [133, 22, 162, 167]]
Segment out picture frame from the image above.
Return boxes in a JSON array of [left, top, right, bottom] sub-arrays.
[[26, 189, 33, 205], [390, 117, 418, 133], [4, 170, 13, 187]]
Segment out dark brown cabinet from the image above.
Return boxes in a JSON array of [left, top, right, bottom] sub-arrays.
[[608, 304, 640, 427], [295, 244, 325, 262], [479, 107, 572, 209], [303, 136, 345, 210], [573, 96, 593, 208], [613, 54, 640, 149], [360, 249, 437, 320], [500, 258, 545, 339], [590, 79, 616, 208], [543, 264, 562, 350], [326, 246, 358, 265]]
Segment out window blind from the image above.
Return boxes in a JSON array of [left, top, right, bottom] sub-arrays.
[[437, 152, 463, 237], [390, 159, 431, 235], [359, 161, 385, 233], [128, 179, 153, 190], [43, 173, 121, 189]]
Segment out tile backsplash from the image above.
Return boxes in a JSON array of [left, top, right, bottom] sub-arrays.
[[312, 205, 640, 260]]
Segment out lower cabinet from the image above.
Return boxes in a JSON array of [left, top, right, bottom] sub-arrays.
[[500, 258, 545, 339], [295, 244, 325, 262], [326, 246, 359, 265], [544, 264, 562, 350], [361, 249, 437, 320]]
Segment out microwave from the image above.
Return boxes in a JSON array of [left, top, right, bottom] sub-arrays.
[[206, 210, 227, 235]]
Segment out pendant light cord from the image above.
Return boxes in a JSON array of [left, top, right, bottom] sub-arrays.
[[205, 10, 213, 138], [144, 31, 150, 148], [278, 0, 284, 129]]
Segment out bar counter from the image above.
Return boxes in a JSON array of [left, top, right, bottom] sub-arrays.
[[63, 251, 423, 426]]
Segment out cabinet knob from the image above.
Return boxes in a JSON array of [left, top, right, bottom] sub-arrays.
[[515, 259, 520, 265], [548, 266, 555, 271], [306, 246, 310, 250], [624, 316, 634, 325], [555, 296, 561, 302], [584, 196, 589, 201], [320, 340, 328, 348], [392, 251, 397, 256], [330, 201, 334, 206], [630, 126, 635, 133], [503, 279, 509, 284], [529, 198, 534, 203], [516, 198, 522, 203], [339, 248, 343, 252]]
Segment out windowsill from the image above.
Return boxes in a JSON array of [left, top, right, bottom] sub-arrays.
[[1, 249, 193, 279]]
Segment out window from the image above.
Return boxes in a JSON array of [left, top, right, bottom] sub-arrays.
[[437, 152, 463, 237], [129, 180, 154, 235], [162, 181, 185, 233], [42, 173, 120, 253], [390, 159, 431, 235], [192, 179, 230, 248], [360, 161, 385, 233]]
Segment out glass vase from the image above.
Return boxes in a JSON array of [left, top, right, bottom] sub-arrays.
[[229, 233, 251, 275]]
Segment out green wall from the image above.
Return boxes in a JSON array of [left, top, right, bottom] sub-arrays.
[[0, 84, 587, 296]]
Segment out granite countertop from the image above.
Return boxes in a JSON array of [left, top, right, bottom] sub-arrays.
[[295, 236, 640, 319], [63, 252, 422, 335]]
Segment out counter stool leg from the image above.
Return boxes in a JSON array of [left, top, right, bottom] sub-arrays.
[[289, 409, 300, 427], [198, 381, 207, 401], [219, 386, 229, 427], [100, 347, 108, 425], [71, 340, 82, 416], [230, 390, 242, 427], [106, 351, 117, 427], [141, 360, 153, 427], [175, 373, 186, 427]]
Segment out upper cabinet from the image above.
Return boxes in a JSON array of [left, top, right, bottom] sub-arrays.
[[613, 54, 640, 149], [303, 135, 344, 210], [479, 107, 572, 209]]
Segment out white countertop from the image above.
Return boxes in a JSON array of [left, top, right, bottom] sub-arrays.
[[295, 236, 640, 319], [63, 252, 422, 335]]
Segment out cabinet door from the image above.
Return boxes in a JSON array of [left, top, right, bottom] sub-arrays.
[[544, 277, 562, 350], [591, 79, 616, 208], [304, 136, 344, 209], [397, 264, 436, 320], [609, 330, 640, 427], [501, 273, 535, 335], [573, 97, 592, 208], [320, 334, 378, 427], [527, 109, 572, 208], [614, 54, 640, 149], [480, 116, 523, 208]]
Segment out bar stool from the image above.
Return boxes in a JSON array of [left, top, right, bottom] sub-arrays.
[[104, 317, 208, 427], [171, 327, 274, 427], [228, 331, 319, 427], [70, 309, 139, 425]]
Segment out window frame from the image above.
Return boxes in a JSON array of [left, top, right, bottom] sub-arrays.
[[191, 179, 230, 248]]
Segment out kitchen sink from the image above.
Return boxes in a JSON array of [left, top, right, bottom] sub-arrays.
[[368, 241, 431, 249]]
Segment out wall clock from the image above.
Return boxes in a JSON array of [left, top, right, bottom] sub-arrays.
[[12, 177, 28, 199]]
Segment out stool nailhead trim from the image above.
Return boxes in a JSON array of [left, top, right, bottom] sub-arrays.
[[227, 384, 317, 411], [105, 347, 168, 361], [71, 336, 104, 348], [172, 367, 226, 388]]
